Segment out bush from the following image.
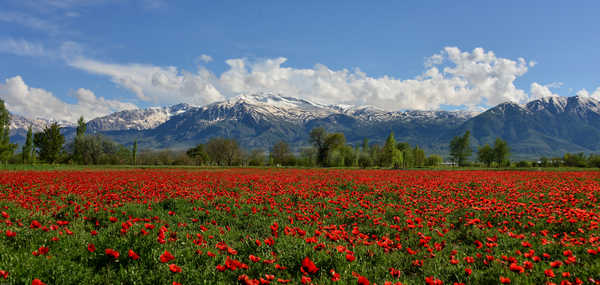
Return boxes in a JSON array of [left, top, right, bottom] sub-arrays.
[[515, 160, 532, 168]]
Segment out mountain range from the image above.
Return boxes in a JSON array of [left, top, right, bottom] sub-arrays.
[[8, 93, 600, 160]]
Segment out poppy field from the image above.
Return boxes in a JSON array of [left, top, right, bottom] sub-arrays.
[[0, 169, 599, 284]]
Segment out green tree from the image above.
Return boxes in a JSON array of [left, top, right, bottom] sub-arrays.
[[21, 125, 34, 164], [309, 127, 328, 166], [425, 154, 443, 167], [563, 152, 587, 167], [588, 154, 600, 168], [247, 149, 266, 166], [492, 138, 510, 167], [381, 131, 397, 167], [0, 99, 16, 164], [477, 144, 494, 167], [186, 143, 209, 165], [271, 140, 294, 166], [309, 127, 347, 167], [449, 130, 471, 166], [205, 137, 241, 166], [73, 116, 87, 163], [413, 146, 425, 167], [396, 142, 412, 168], [298, 147, 316, 167], [132, 140, 138, 165], [33, 122, 65, 164], [362, 138, 369, 152], [76, 116, 86, 136]]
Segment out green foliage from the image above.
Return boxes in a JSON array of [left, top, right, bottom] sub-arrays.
[[186, 144, 209, 165], [515, 160, 532, 167], [589, 154, 600, 168], [449, 131, 471, 166], [21, 126, 34, 164], [309, 127, 348, 167], [309, 127, 328, 166], [563, 152, 587, 167], [412, 146, 425, 167], [477, 144, 494, 167], [298, 147, 316, 167], [33, 122, 65, 164], [132, 140, 138, 165], [247, 149, 266, 166], [73, 116, 87, 164], [76, 116, 87, 137], [493, 138, 510, 166], [358, 152, 373, 168], [0, 99, 16, 164], [205, 137, 241, 166], [381, 131, 397, 167], [425, 154, 442, 167], [271, 141, 295, 166], [76, 135, 132, 165]]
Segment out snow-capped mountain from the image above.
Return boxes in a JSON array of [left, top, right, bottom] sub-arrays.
[[7, 93, 600, 158], [86, 103, 193, 131], [77, 93, 476, 133], [9, 113, 74, 132], [172, 93, 476, 123], [455, 95, 600, 158]]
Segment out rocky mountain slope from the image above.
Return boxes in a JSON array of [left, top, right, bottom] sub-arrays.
[[8, 93, 600, 159]]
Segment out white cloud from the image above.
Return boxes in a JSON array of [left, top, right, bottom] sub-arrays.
[[0, 38, 49, 57], [68, 58, 226, 105], [198, 54, 213, 63], [0, 76, 136, 122], [0, 11, 59, 34], [576, 87, 600, 100], [530, 82, 559, 100], [69, 47, 538, 110]]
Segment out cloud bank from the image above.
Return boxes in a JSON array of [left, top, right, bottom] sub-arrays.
[[0, 76, 136, 122], [4, 43, 599, 123], [68, 47, 543, 111], [576, 87, 600, 100]]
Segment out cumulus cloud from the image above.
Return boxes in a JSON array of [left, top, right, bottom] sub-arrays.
[[0, 76, 136, 122], [576, 87, 600, 100], [68, 58, 226, 105], [530, 82, 560, 100], [198, 54, 213, 63], [68, 47, 539, 110]]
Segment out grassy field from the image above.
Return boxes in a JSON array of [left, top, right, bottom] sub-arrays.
[[0, 168, 599, 284]]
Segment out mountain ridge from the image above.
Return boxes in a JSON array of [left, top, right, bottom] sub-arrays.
[[8, 93, 600, 159]]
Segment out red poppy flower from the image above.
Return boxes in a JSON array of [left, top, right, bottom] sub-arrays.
[[160, 250, 175, 263], [169, 264, 181, 273], [87, 243, 96, 253], [357, 275, 370, 285], [346, 254, 356, 262], [301, 257, 318, 274], [32, 279, 46, 285], [330, 269, 341, 282], [509, 263, 524, 273], [0, 270, 8, 279], [105, 248, 119, 259], [128, 249, 140, 260]]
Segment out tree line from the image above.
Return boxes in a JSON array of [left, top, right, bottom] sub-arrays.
[[184, 127, 442, 168]]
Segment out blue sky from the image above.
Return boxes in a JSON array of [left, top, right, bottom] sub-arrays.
[[0, 0, 599, 122]]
